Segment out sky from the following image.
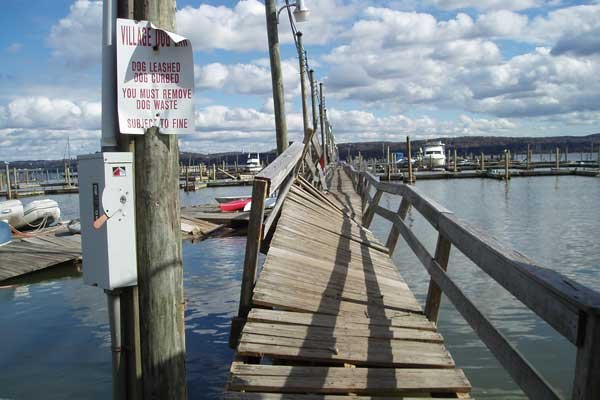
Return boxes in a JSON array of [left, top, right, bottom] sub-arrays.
[[1, 0, 600, 160]]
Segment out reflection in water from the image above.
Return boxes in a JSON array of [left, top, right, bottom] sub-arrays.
[[0, 178, 597, 399]]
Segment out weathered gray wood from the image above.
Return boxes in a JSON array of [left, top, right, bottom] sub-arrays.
[[572, 312, 600, 399], [424, 234, 452, 322], [238, 179, 268, 318], [383, 199, 410, 256], [262, 175, 294, 240], [257, 141, 303, 196], [133, 1, 187, 398], [391, 213, 562, 400], [229, 364, 471, 394], [438, 212, 583, 344], [265, 0, 288, 154], [362, 189, 382, 228]]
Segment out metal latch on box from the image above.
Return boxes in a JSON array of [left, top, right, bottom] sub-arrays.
[[93, 187, 131, 230]]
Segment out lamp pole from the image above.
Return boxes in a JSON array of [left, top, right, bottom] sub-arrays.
[[296, 32, 311, 144], [265, 0, 288, 155]]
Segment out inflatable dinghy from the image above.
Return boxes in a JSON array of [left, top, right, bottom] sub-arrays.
[[0, 199, 61, 230]]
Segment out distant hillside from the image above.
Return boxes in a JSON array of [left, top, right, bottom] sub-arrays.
[[3, 133, 599, 169], [336, 133, 600, 159]]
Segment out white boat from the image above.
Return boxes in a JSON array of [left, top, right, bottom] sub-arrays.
[[0, 199, 61, 230], [421, 141, 446, 168], [246, 153, 262, 173]]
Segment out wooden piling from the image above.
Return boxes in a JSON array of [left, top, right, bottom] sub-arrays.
[[504, 150, 510, 180], [556, 147, 560, 169], [480, 152, 485, 171], [406, 137, 414, 183], [453, 149, 457, 173], [527, 144, 531, 169], [133, 0, 187, 397], [4, 163, 11, 200]]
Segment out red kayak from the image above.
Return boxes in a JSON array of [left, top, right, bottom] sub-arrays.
[[219, 198, 251, 212]]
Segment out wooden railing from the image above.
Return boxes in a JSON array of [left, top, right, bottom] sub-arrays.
[[344, 163, 600, 400], [229, 130, 338, 348]]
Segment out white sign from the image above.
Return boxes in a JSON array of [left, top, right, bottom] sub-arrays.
[[116, 18, 194, 134]]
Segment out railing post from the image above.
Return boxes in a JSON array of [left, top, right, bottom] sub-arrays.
[[385, 198, 411, 255], [363, 189, 382, 228], [424, 233, 452, 322], [230, 178, 268, 348], [572, 312, 600, 399]]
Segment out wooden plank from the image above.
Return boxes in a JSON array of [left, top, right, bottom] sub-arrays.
[[242, 321, 443, 343], [237, 334, 455, 368], [384, 199, 410, 256], [247, 309, 436, 332], [424, 233, 452, 322], [224, 393, 460, 400], [228, 365, 471, 394], [262, 175, 295, 240], [438, 212, 582, 344], [237, 179, 268, 318], [362, 190, 383, 228], [573, 312, 600, 399], [257, 142, 304, 196]]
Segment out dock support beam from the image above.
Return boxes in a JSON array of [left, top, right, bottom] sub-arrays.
[[231, 179, 268, 348], [407, 136, 414, 184], [573, 313, 600, 399], [4, 163, 11, 200], [133, 0, 187, 398], [424, 234, 452, 322]]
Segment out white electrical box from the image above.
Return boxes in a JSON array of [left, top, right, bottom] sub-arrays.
[[78, 152, 137, 290]]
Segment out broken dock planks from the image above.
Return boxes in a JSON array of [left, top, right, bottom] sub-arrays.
[[227, 168, 471, 398]]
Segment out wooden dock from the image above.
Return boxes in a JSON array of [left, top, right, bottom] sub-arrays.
[[0, 215, 224, 282], [0, 226, 82, 282], [227, 166, 471, 398], [228, 132, 600, 399]]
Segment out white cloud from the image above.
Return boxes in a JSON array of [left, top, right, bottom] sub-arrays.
[[48, 0, 102, 68], [0, 97, 101, 130], [177, 0, 266, 52], [194, 58, 300, 97], [426, 0, 542, 11]]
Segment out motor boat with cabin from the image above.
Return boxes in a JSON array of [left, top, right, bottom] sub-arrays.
[[420, 141, 446, 168], [246, 153, 262, 173], [0, 199, 61, 230]]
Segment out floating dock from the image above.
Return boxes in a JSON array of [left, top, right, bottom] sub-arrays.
[[0, 227, 82, 282]]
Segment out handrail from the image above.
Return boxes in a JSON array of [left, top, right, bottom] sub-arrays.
[[230, 134, 338, 349], [343, 162, 600, 400]]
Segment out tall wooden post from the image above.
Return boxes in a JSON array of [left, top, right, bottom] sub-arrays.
[[13, 168, 18, 190], [265, 0, 288, 154], [296, 32, 310, 143], [407, 136, 414, 183], [308, 70, 318, 134], [4, 163, 11, 200], [556, 147, 560, 169], [387, 146, 391, 181], [453, 148, 457, 173], [319, 83, 326, 166], [504, 150, 510, 180], [527, 144, 531, 169], [133, 0, 187, 398], [480, 152, 485, 171]]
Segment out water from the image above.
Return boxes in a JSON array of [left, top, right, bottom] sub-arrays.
[[0, 177, 598, 399], [368, 176, 600, 399]]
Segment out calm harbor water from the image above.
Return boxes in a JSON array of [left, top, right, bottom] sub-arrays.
[[0, 176, 598, 399]]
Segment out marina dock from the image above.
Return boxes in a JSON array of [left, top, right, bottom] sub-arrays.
[[227, 168, 471, 397], [0, 226, 81, 283], [226, 137, 600, 399]]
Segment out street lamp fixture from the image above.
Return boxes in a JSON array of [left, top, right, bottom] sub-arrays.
[[277, 0, 310, 23]]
